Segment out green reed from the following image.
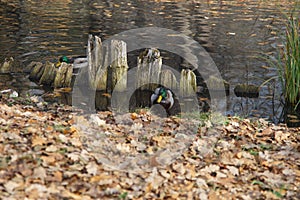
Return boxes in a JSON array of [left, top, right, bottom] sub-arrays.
[[278, 9, 300, 110]]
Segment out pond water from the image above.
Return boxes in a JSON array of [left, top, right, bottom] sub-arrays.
[[0, 0, 297, 122]]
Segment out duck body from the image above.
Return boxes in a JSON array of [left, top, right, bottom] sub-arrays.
[[56, 56, 88, 69], [151, 87, 175, 116]]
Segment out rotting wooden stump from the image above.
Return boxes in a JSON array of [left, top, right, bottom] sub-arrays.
[[28, 62, 45, 82], [0, 57, 14, 73], [27, 61, 73, 88], [180, 69, 196, 97], [160, 69, 178, 91], [234, 84, 260, 98], [110, 40, 128, 92], [54, 63, 73, 88], [39, 61, 57, 86], [87, 34, 108, 90], [136, 48, 162, 90]]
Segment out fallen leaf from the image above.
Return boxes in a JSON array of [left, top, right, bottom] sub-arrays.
[[31, 136, 46, 147], [86, 162, 98, 175], [4, 180, 20, 194], [227, 166, 239, 176], [33, 166, 47, 182]]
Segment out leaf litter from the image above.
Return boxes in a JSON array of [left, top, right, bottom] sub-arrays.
[[0, 95, 299, 199]]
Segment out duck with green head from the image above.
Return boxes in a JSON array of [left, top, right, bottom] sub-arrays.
[[56, 56, 88, 69], [151, 87, 175, 115]]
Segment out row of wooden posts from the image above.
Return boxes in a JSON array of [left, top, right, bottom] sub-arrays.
[[1, 35, 263, 100], [26, 35, 199, 97]]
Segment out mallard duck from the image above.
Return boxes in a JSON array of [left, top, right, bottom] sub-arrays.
[[56, 56, 88, 69], [151, 87, 174, 115]]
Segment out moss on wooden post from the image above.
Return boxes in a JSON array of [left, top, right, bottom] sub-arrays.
[[180, 69, 196, 97]]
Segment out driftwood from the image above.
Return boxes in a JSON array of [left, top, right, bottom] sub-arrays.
[[87, 34, 108, 90], [0, 57, 14, 73], [179, 69, 196, 97], [110, 40, 128, 92], [136, 48, 162, 90]]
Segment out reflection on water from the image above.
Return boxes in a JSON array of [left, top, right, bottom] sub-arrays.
[[0, 0, 297, 121]]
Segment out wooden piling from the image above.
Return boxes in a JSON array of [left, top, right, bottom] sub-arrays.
[[87, 34, 108, 90], [39, 61, 57, 86], [0, 57, 14, 73], [29, 62, 45, 82], [179, 69, 196, 97], [54, 63, 73, 88], [136, 48, 162, 90], [160, 69, 178, 91], [110, 40, 128, 92]]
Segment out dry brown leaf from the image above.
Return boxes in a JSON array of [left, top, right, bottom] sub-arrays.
[[31, 135, 46, 147], [41, 155, 56, 165], [131, 112, 138, 120], [53, 171, 63, 182], [70, 138, 82, 147], [63, 126, 78, 134], [45, 145, 58, 152], [227, 166, 239, 176], [33, 166, 47, 182], [86, 162, 98, 175], [63, 190, 83, 200], [27, 126, 39, 134], [4, 180, 20, 194]]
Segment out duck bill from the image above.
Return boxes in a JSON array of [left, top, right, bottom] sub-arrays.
[[157, 95, 163, 103], [55, 61, 61, 68]]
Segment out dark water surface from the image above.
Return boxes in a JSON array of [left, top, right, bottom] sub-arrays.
[[0, 0, 297, 121]]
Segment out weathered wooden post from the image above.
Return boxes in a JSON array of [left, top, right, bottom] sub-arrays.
[[160, 69, 178, 91], [109, 40, 129, 111], [179, 69, 197, 112], [136, 48, 162, 90], [39, 61, 57, 86], [29, 62, 45, 82], [0, 57, 14, 73], [179, 69, 196, 97], [54, 63, 73, 88], [110, 40, 128, 92], [87, 34, 108, 90]]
